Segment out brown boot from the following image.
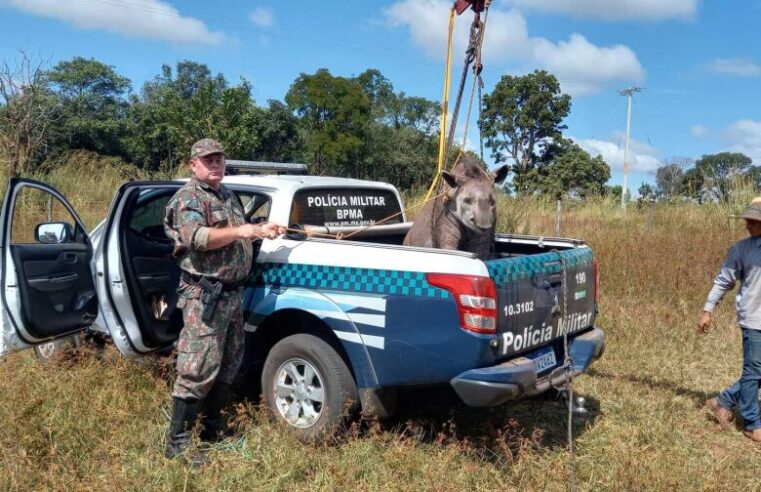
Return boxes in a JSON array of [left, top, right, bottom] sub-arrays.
[[743, 428, 761, 444], [706, 397, 734, 430]]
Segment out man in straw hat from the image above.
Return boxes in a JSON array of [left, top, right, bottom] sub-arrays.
[[698, 196, 761, 444]]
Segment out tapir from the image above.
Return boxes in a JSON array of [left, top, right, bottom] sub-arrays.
[[403, 155, 509, 260]]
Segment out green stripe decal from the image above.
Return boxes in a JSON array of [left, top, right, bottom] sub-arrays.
[[253, 263, 451, 298], [486, 248, 593, 284]]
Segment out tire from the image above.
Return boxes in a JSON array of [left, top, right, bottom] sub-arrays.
[[34, 333, 83, 364], [262, 334, 358, 442]]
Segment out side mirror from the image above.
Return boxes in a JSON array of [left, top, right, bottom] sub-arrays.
[[35, 222, 74, 244]]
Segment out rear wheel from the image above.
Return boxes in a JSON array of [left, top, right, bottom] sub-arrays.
[[262, 334, 358, 442]]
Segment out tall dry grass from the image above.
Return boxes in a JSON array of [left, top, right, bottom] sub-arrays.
[[1, 172, 760, 491]]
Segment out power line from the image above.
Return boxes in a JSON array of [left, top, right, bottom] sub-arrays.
[[631, 94, 655, 150]]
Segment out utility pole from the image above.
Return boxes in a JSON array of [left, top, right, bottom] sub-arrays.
[[620, 86, 641, 210]]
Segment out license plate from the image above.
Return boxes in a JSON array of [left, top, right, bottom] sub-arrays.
[[527, 345, 557, 373]]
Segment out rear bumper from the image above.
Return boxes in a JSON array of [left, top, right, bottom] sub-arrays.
[[450, 327, 605, 407]]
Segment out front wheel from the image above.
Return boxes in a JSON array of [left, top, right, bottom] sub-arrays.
[[262, 334, 358, 442]]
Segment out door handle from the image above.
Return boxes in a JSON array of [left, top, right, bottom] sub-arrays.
[[63, 252, 78, 263]]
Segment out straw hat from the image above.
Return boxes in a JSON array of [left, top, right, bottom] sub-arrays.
[[734, 197, 761, 221]]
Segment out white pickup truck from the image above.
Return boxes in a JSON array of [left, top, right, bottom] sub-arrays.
[[0, 168, 604, 440]]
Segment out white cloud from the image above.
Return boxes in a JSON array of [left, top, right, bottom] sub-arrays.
[[250, 7, 274, 28], [724, 120, 761, 163], [532, 34, 644, 96], [577, 133, 661, 172], [384, 0, 645, 96], [691, 125, 709, 138], [504, 0, 698, 21], [3, 0, 223, 45], [705, 58, 761, 77]]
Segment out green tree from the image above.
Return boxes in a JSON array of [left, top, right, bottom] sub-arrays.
[[683, 152, 756, 202], [286, 68, 371, 177], [125, 61, 260, 171], [522, 138, 610, 198], [46, 57, 131, 156], [0, 53, 59, 175], [638, 182, 655, 200], [603, 184, 623, 201], [354, 69, 395, 121], [353, 69, 440, 189], [481, 70, 571, 193], [654, 161, 686, 199], [681, 166, 705, 202], [249, 100, 303, 162]]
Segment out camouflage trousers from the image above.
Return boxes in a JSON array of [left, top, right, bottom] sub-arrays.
[[172, 289, 244, 400]]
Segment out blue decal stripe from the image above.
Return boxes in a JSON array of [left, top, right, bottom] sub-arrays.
[[486, 248, 593, 284], [254, 263, 450, 299]]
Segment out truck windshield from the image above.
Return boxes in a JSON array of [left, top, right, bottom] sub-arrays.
[[289, 188, 403, 227]]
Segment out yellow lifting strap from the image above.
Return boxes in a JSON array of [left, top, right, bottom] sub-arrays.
[[425, 6, 456, 201]]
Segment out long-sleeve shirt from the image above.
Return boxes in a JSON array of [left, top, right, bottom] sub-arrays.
[[163, 177, 253, 286], [704, 236, 761, 330]]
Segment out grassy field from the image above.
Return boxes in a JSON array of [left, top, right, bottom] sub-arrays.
[[1, 164, 760, 491]]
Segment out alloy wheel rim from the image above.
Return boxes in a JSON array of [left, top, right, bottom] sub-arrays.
[[273, 358, 325, 428]]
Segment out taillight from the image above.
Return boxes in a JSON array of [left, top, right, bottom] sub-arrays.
[[593, 258, 599, 304], [426, 273, 497, 334]]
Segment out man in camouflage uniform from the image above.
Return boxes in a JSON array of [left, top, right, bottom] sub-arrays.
[[163, 138, 284, 462]]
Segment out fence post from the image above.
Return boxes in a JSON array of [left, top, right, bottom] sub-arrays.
[[555, 199, 562, 236], [647, 199, 655, 233]]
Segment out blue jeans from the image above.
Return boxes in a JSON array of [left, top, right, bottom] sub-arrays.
[[716, 328, 761, 431]]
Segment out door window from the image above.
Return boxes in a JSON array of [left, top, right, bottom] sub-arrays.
[[3, 181, 97, 343], [237, 191, 271, 223], [130, 192, 173, 242], [11, 187, 81, 245]]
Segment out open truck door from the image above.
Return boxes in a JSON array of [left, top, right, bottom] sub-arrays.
[[0, 178, 98, 356], [0, 178, 186, 359], [94, 181, 184, 356]]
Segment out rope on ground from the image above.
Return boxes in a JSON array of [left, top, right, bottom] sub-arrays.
[[559, 253, 577, 492]]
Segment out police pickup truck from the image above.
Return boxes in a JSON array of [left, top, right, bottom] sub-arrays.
[[0, 164, 604, 440]]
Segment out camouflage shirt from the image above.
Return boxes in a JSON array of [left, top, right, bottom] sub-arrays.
[[164, 177, 254, 288]]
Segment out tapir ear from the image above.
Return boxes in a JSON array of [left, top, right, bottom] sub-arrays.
[[441, 171, 458, 189], [491, 164, 510, 184]]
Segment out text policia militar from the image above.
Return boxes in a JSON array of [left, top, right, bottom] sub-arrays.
[[306, 193, 389, 223], [500, 310, 595, 356], [306, 194, 388, 208]]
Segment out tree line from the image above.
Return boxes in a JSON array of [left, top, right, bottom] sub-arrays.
[[0, 53, 753, 201], [637, 152, 760, 203]]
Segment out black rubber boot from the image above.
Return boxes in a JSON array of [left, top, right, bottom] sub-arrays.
[[200, 382, 234, 443], [165, 397, 205, 467]]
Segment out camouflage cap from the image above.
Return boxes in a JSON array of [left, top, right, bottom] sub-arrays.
[[190, 138, 225, 158]]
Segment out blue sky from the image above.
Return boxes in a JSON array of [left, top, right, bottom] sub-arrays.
[[0, 0, 759, 192]]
